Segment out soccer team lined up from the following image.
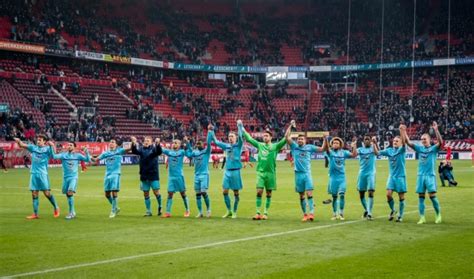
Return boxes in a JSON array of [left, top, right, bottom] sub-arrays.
[[14, 119, 443, 224]]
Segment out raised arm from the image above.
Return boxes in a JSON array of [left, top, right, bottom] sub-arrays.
[[275, 129, 288, 152], [371, 136, 380, 156], [350, 139, 358, 158], [285, 121, 294, 146], [13, 137, 28, 149], [432, 121, 443, 149], [399, 124, 413, 148], [130, 136, 141, 156], [50, 143, 64, 160], [237, 120, 244, 145], [183, 137, 194, 158], [153, 138, 163, 156], [205, 125, 213, 154], [322, 136, 330, 153]]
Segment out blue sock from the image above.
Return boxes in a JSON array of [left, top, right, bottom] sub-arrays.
[[360, 196, 367, 211], [399, 199, 405, 218], [182, 195, 189, 211], [111, 197, 117, 212], [430, 196, 441, 215], [156, 194, 162, 211], [339, 194, 345, 215], [368, 197, 374, 215], [203, 193, 210, 211], [33, 196, 39, 215], [233, 194, 240, 213], [144, 197, 151, 213], [67, 196, 75, 214], [166, 196, 173, 213], [300, 198, 307, 214], [196, 194, 202, 214], [106, 196, 113, 205], [223, 194, 231, 211], [331, 195, 338, 214], [388, 198, 395, 212], [47, 195, 58, 209], [308, 196, 314, 214], [418, 196, 425, 216]]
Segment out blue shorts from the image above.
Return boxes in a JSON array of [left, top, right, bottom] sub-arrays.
[[327, 177, 346, 195], [29, 173, 50, 191], [416, 175, 437, 194], [141, 180, 160, 192], [357, 173, 376, 192], [194, 174, 209, 193], [386, 176, 407, 193], [62, 177, 78, 194], [168, 176, 186, 193], [222, 169, 243, 191], [295, 172, 314, 193], [104, 174, 121, 192]]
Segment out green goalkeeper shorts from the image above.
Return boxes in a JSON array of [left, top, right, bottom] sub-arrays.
[[256, 172, 277, 190]]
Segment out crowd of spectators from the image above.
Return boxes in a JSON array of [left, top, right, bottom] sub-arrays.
[[1, 0, 471, 66], [309, 68, 472, 142]]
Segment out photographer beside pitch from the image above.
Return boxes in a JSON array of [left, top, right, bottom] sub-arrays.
[[438, 160, 457, 187]]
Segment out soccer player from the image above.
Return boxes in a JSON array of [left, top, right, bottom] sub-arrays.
[[14, 136, 59, 219], [241, 121, 288, 220], [131, 136, 163, 217], [323, 136, 357, 221], [211, 154, 220, 169], [286, 120, 324, 222], [161, 138, 190, 218], [378, 126, 407, 222], [51, 142, 90, 219], [91, 139, 130, 218], [0, 147, 7, 173], [184, 125, 213, 218], [211, 123, 244, 218], [242, 147, 254, 168], [402, 122, 443, 224], [353, 136, 379, 220]]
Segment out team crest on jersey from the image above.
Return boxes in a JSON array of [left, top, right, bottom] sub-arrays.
[[261, 150, 269, 156], [299, 152, 306, 157]]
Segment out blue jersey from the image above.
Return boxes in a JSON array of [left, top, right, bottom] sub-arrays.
[[413, 144, 440, 176], [357, 146, 376, 175], [326, 149, 352, 178], [162, 149, 185, 177], [185, 132, 212, 175], [290, 142, 318, 173], [211, 125, 243, 170], [27, 144, 53, 175], [53, 151, 90, 178], [98, 147, 126, 176], [379, 146, 406, 177]]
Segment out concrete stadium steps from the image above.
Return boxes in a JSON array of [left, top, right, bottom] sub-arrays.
[[12, 79, 72, 125], [0, 80, 46, 127], [60, 84, 161, 138]]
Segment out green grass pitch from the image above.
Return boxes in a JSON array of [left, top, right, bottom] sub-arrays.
[[1, 160, 473, 278]]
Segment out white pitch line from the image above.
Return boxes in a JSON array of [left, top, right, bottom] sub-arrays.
[[1, 209, 426, 278]]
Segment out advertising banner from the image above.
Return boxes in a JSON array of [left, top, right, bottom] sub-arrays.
[[0, 40, 45, 54]]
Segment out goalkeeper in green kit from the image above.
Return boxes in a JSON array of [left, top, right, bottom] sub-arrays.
[[240, 120, 291, 220]]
